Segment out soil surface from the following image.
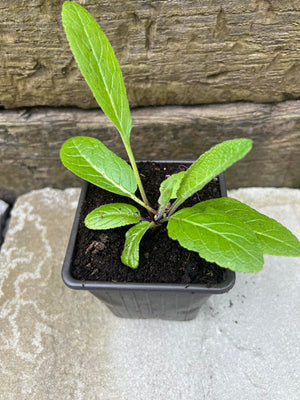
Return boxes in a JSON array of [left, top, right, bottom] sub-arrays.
[[72, 162, 225, 285]]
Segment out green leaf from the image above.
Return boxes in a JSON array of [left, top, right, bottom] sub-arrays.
[[173, 139, 252, 210], [158, 171, 185, 207], [60, 136, 137, 198], [85, 203, 141, 230], [193, 197, 300, 257], [168, 206, 264, 272], [62, 1, 131, 142], [121, 221, 155, 269]]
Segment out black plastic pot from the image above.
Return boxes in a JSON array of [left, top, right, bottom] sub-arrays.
[[62, 161, 235, 321]]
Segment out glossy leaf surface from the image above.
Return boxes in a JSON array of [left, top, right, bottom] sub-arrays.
[[62, 1, 131, 141], [193, 197, 300, 256], [158, 171, 185, 207], [85, 203, 140, 230], [121, 221, 154, 268], [174, 139, 252, 209], [168, 206, 264, 272], [60, 136, 137, 198]]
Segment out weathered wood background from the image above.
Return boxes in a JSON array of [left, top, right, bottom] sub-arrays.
[[1, 103, 299, 202], [2, 0, 300, 108], [0, 0, 299, 201]]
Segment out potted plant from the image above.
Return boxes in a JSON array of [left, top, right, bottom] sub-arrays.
[[60, 2, 300, 320]]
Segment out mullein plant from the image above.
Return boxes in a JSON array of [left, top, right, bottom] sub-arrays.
[[60, 2, 300, 272]]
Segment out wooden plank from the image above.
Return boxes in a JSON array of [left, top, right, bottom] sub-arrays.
[[0, 102, 299, 202], [1, 1, 300, 108]]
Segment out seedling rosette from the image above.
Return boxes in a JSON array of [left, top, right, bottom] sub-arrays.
[[60, 1, 300, 273]]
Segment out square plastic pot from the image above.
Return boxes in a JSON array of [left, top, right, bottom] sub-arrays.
[[62, 161, 235, 321]]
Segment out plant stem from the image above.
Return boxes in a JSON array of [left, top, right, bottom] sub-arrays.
[[168, 198, 182, 217], [124, 141, 152, 210], [159, 216, 170, 224], [131, 194, 156, 215]]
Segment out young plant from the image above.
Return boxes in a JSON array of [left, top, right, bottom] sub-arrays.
[[60, 2, 300, 272]]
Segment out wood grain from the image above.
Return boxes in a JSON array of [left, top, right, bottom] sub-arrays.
[[1, 0, 300, 108], [0, 102, 299, 202]]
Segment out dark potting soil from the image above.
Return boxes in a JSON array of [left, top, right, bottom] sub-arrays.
[[72, 161, 226, 285]]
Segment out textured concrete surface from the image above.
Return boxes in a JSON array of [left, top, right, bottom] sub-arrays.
[[0, 187, 299, 400]]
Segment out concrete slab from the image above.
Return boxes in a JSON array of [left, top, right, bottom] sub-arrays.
[[0, 187, 299, 400]]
